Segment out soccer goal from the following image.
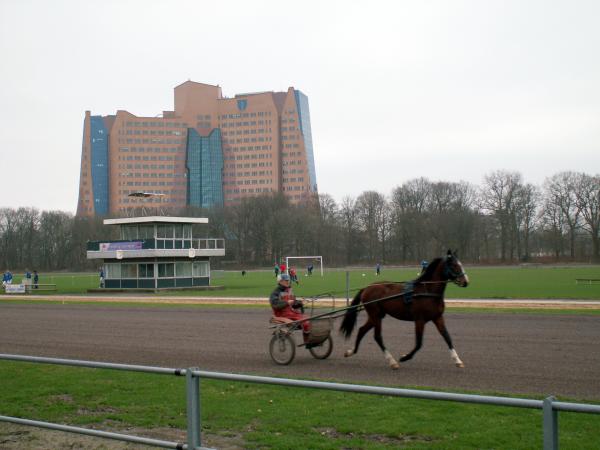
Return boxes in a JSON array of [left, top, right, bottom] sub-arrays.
[[285, 256, 324, 277]]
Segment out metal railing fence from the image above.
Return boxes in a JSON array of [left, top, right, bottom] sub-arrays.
[[1, 353, 599, 450]]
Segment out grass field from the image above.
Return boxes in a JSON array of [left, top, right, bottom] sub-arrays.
[[5, 265, 600, 299], [1, 361, 599, 449]]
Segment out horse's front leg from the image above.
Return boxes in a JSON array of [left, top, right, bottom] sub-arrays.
[[399, 320, 425, 363], [433, 316, 464, 368]]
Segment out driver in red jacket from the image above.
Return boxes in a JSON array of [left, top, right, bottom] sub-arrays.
[[269, 274, 311, 337]]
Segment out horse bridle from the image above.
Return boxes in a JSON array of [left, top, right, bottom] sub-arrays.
[[443, 257, 467, 284]]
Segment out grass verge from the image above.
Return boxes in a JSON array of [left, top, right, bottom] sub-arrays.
[[0, 362, 599, 449]]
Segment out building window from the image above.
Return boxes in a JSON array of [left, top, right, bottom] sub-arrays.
[[158, 263, 175, 278], [139, 264, 154, 278]]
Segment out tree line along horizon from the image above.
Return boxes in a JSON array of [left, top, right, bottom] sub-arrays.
[[1, 170, 599, 271]]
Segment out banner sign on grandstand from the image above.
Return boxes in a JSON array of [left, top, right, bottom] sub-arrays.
[[99, 241, 143, 251]]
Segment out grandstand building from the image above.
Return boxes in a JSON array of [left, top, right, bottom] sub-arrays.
[[77, 81, 318, 216]]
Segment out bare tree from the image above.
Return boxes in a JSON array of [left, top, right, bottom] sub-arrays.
[[339, 196, 360, 264], [356, 191, 387, 262], [542, 172, 581, 259], [479, 170, 524, 261], [573, 173, 600, 261]]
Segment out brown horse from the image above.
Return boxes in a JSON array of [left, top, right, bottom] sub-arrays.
[[339, 250, 469, 369]]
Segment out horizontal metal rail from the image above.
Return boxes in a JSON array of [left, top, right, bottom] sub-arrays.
[[0, 415, 185, 449], [1, 354, 599, 450], [191, 369, 600, 414]]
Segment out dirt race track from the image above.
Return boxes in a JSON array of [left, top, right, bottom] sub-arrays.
[[1, 302, 600, 401]]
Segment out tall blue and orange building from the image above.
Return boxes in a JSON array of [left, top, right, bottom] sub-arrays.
[[77, 81, 317, 216]]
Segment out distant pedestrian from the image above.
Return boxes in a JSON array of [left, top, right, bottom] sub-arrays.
[[375, 263, 381, 276], [307, 263, 314, 276], [33, 270, 39, 289], [241, 270, 246, 276], [274, 263, 280, 278], [2, 270, 13, 287], [99, 267, 105, 288], [289, 267, 299, 285], [420, 260, 429, 273], [24, 269, 32, 286], [279, 262, 287, 275]]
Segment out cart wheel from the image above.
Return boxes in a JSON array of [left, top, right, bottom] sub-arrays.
[[269, 333, 296, 365], [308, 336, 333, 360]]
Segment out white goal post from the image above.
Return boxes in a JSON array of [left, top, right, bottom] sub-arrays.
[[285, 256, 324, 277]]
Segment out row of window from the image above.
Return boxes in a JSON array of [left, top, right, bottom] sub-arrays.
[[225, 145, 270, 152], [219, 111, 272, 119], [284, 143, 301, 149], [123, 129, 183, 136], [221, 120, 272, 127], [125, 121, 187, 128], [121, 197, 182, 205], [225, 162, 273, 169], [123, 138, 183, 144], [223, 154, 272, 161], [122, 164, 180, 170], [105, 261, 209, 279], [119, 155, 184, 161], [282, 177, 305, 183], [120, 180, 186, 188], [221, 129, 271, 136], [225, 188, 273, 194], [222, 137, 272, 144], [224, 170, 273, 177], [116, 148, 164, 156], [282, 160, 305, 167], [117, 172, 184, 179], [223, 179, 273, 186]]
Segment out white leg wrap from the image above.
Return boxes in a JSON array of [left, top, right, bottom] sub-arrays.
[[450, 348, 464, 367], [344, 349, 354, 357], [384, 350, 399, 369]]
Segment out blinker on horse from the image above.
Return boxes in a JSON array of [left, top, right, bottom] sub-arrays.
[[339, 250, 469, 369]]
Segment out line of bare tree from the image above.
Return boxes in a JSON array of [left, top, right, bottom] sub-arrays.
[[1, 170, 598, 271]]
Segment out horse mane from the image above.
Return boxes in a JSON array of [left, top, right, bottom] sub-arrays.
[[415, 257, 443, 282]]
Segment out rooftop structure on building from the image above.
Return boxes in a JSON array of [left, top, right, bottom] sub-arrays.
[[77, 81, 318, 216]]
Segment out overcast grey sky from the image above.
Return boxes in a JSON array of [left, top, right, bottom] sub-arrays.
[[1, 0, 599, 212]]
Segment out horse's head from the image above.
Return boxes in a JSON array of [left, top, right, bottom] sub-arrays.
[[443, 250, 469, 287]]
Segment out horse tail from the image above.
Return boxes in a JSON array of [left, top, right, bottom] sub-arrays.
[[339, 289, 363, 338]]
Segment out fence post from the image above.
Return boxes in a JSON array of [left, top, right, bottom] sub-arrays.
[[186, 368, 201, 449], [543, 396, 558, 450], [346, 271, 350, 306]]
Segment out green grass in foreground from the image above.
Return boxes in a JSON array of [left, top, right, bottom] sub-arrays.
[[4, 265, 600, 299], [1, 362, 598, 449]]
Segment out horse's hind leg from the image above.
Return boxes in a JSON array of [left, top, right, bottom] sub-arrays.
[[399, 320, 425, 363], [373, 321, 399, 369], [433, 316, 464, 368], [344, 318, 374, 358]]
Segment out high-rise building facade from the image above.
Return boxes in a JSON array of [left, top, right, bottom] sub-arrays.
[[77, 81, 318, 216]]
